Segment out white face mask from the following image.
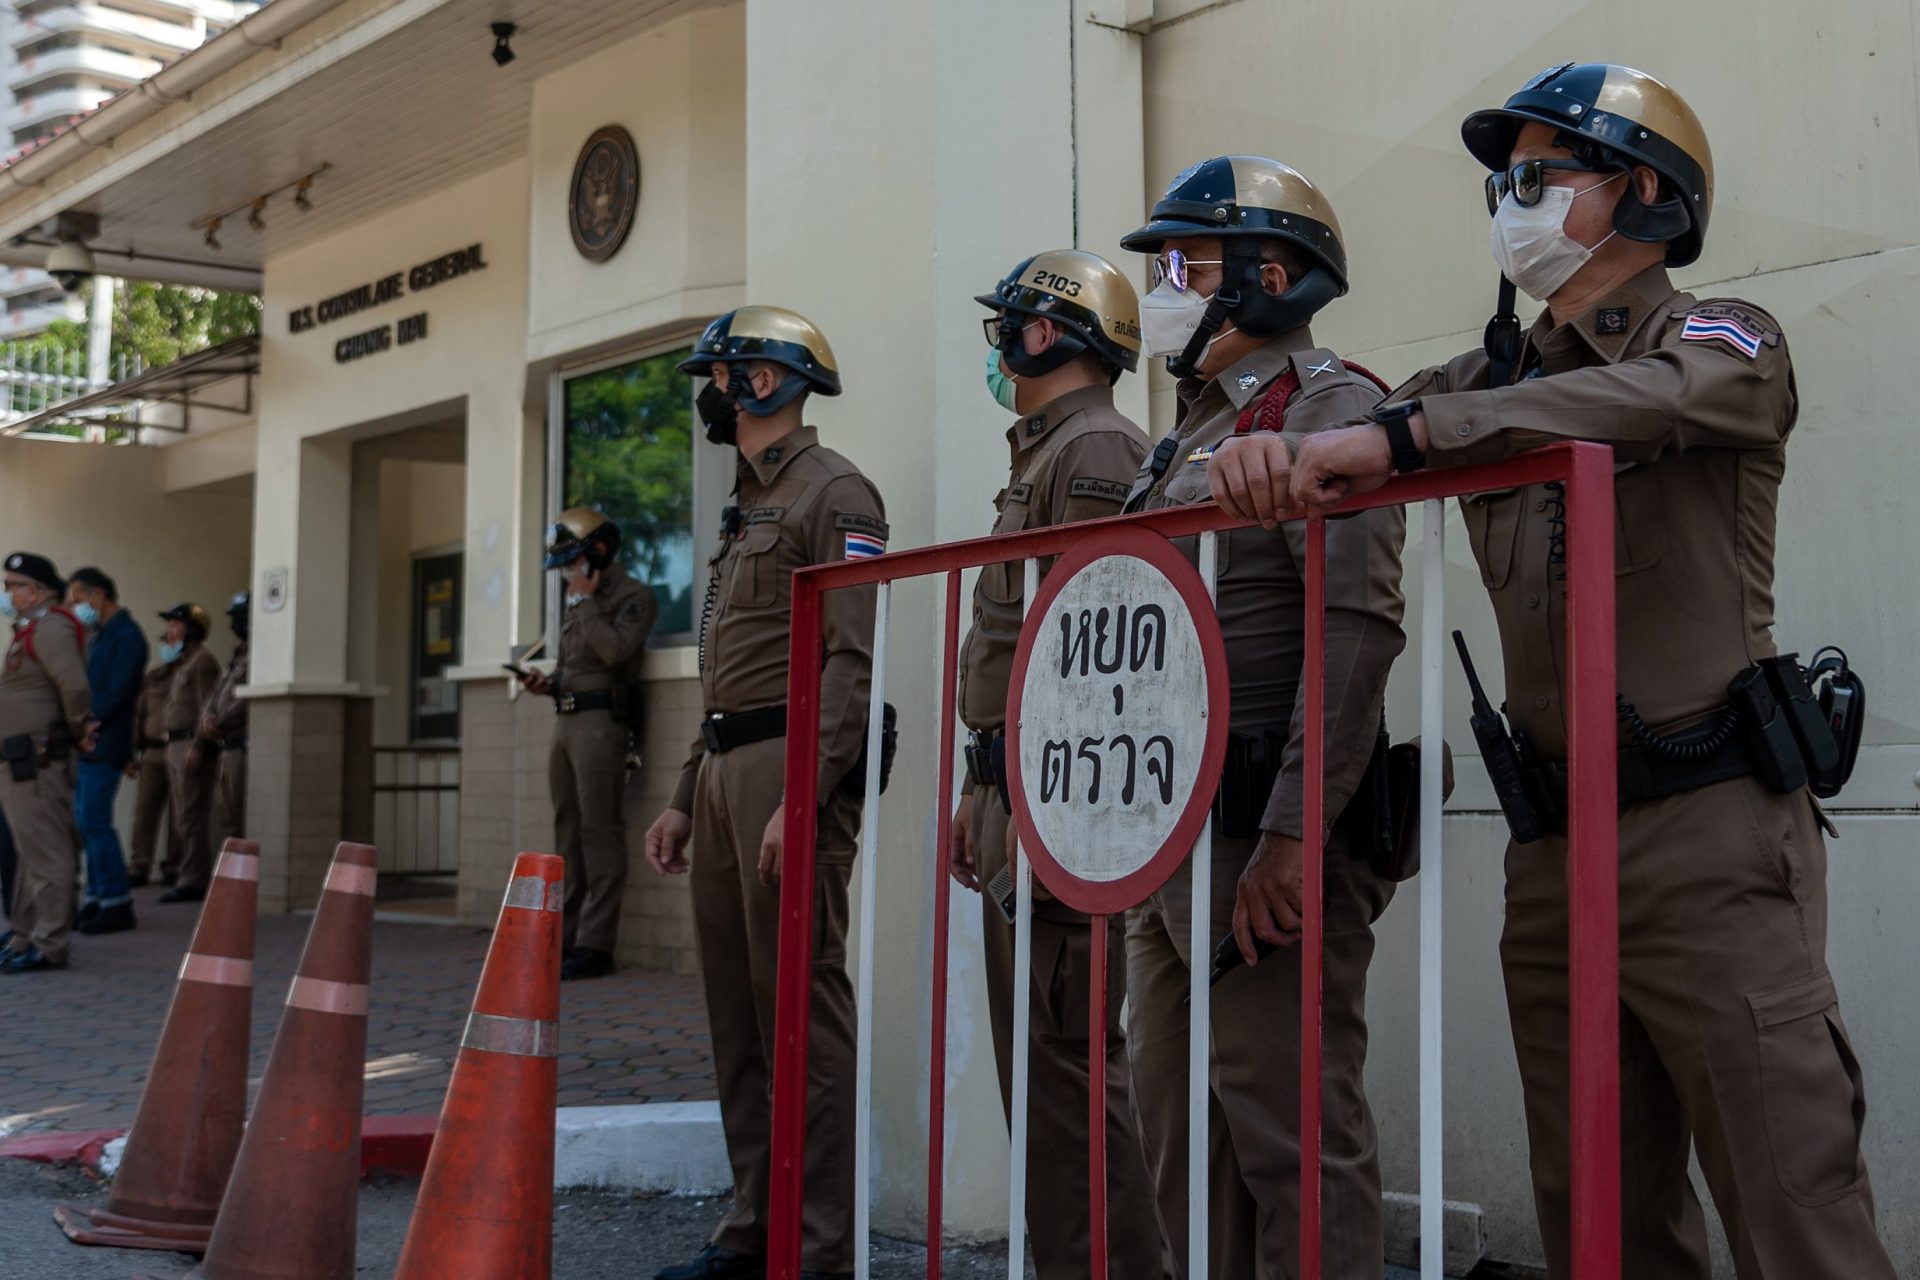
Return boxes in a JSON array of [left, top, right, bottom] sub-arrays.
[[1139, 279, 1224, 359], [1488, 174, 1621, 302]]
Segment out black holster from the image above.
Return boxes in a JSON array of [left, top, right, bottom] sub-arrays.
[[1213, 731, 1284, 839], [1, 733, 36, 782], [839, 703, 899, 799]]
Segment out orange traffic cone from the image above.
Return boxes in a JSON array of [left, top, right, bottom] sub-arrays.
[[54, 839, 262, 1253], [393, 851, 564, 1280], [198, 842, 378, 1280]]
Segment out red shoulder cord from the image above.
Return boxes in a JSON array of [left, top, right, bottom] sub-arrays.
[[19, 606, 85, 665], [1231, 360, 1395, 435]]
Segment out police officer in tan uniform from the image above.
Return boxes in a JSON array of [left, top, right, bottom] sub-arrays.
[[516, 509, 657, 981], [1210, 65, 1895, 1280], [157, 602, 221, 904], [950, 249, 1159, 1277], [126, 651, 182, 886], [1121, 157, 1406, 1278], [0, 552, 91, 972], [196, 591, 250, 841], [645, 306, 882, 1280]]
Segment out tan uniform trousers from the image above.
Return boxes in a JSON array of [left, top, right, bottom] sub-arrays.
[[550, 710, 631, 956], [129, 750, 181, 879], [220, 746, 247, 843], [0, 755, 78, 964], [165, 740, 219, 892], [1126, 832, 1392, 1280], [1502, 776, 1894, 1280], [691, 736, 856, 1274], [967, 782, 1161, 1280]]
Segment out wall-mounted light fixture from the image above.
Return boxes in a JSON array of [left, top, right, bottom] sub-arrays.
[[491, 22, 516, 68], [191, 164, 332, 250]]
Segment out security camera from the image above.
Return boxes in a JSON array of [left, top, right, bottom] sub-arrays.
[[45, 239, 95, 294]]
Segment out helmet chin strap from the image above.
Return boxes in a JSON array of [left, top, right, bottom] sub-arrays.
[[1483, 274, 1523, 389], [1165, 282, 1241, 380]]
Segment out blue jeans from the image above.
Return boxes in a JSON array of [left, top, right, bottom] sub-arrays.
[[74, 759, 130, 906]]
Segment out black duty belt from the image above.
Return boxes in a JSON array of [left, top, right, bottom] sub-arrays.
[[555, 690, 617, 715], [166, 728, 195, 743], [1533, 733, 1757, 816], [139, 737, 167, 752], [701, 705, 787, 753]]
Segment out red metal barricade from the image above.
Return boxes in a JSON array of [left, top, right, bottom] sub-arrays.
[[769, 441, 1620, 1280]]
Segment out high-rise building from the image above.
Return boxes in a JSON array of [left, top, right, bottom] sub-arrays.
[[0, 0, 254, 339]]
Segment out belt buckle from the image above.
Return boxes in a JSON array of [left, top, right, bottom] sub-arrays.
[[700, 715, 725, 752], [558, 694, 577, 714]]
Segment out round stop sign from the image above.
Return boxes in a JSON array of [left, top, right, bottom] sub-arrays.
[[1005, 526, 1229, 915]]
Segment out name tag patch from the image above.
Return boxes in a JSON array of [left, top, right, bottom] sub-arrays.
[[832, 512, 890, 539], [1068, 477, 1130, 503], [1007, 482, 1034, 504], [745, 507, 785, 525]]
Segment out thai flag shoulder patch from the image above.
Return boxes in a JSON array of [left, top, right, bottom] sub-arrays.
[[1680, 312, 1764, 359], [844, 532, 886, 559]]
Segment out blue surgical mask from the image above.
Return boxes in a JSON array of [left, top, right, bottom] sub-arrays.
[[159, 641, 183, 664], [985, 349, 1019, 412], [72, 601, 99, 628]]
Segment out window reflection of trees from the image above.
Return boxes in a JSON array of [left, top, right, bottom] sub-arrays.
[[563, 349, 696, 639]]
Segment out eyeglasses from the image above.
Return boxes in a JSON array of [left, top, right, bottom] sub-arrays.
[[1150, 248, 1224, 294], [1484, 158, 1618, 215], [981, 314, 1040, 347], [2, 580, 31, 592]]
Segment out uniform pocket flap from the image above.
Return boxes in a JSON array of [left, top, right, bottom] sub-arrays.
[[1748, 969, 1838, 1030], [734, 524, 782, 555]]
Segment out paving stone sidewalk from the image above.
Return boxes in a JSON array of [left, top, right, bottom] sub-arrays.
[[0, 884, 714, 1137]]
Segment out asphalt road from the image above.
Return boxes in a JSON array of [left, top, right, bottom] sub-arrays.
[[1, 1159, 1444, 1279]]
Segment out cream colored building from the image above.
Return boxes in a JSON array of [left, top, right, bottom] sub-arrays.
[[0, 0, 1913, 1273]]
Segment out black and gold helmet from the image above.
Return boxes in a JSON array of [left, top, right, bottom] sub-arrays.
[[1121, 155, 1348, 289], [677, 305, 841, 396], [1463, 62, 1713, 266], [976, 250, 1141, 379], [545, 507, 622, 571], [158, 601, 211, 642]]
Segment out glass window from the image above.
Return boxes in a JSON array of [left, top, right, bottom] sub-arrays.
[[560, 348, 696, 641]]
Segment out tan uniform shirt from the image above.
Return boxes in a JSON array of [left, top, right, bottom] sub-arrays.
[[164, 643, 221, 736], [958, 384, 1147, 732], [0, 604, 90, 739], [1127, 329, 1406, 837], [554, 565, 657, 697], [132, 660, 175, 753], [204, 642, 249, 741], [670, 424, 887, 814], [1402, 265, 1794, 758]]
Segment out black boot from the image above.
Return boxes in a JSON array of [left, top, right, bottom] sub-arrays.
[[653, 1245, 765, 1280], [78, 902, 137, 935], [559, 947, 615, 981], [158, 883, 206, 904]]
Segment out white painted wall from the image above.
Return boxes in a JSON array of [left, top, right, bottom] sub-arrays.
[[253, 160, 530, 692]]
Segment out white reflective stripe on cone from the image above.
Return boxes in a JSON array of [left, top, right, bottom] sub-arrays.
[[1189, 530, 1219, 1280], [1418, 499, 1446, 1280], [286, 975, 369, 1016], [1007, 556, 1038, 1280], [324, 862, 377, 897], [214, 851, 259, 881], [502, 874, 562, 913], [461, 1011, 560, 1058], [179, 953, 253, 987], [854, 579, 889, 1280]]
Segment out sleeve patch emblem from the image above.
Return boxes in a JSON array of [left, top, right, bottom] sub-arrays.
[[1680, 313, 1763, 359]]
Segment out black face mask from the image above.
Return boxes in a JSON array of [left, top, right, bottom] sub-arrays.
[[231, 617, 249, 642], [696, 382, 739, 446]]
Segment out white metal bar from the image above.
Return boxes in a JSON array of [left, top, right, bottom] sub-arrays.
[[1418, 499, 1446, 1280], [1008, 556, 1039, 1280], [1188, 530, 1219, 1280], [854, 580, 890, 1280]]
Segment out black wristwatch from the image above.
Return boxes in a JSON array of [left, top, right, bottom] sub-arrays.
[[1369, 399, 1426, 473]]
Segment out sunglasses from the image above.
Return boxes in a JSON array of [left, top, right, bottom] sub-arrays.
[[1149, 248, 1225, 294], [1484, 158, 1619, 215]]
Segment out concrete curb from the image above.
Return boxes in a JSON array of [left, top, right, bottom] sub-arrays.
[[0, 1101, 729, 1193]]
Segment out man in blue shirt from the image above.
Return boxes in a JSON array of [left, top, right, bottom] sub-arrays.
[[67, 567, 147, 935]]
